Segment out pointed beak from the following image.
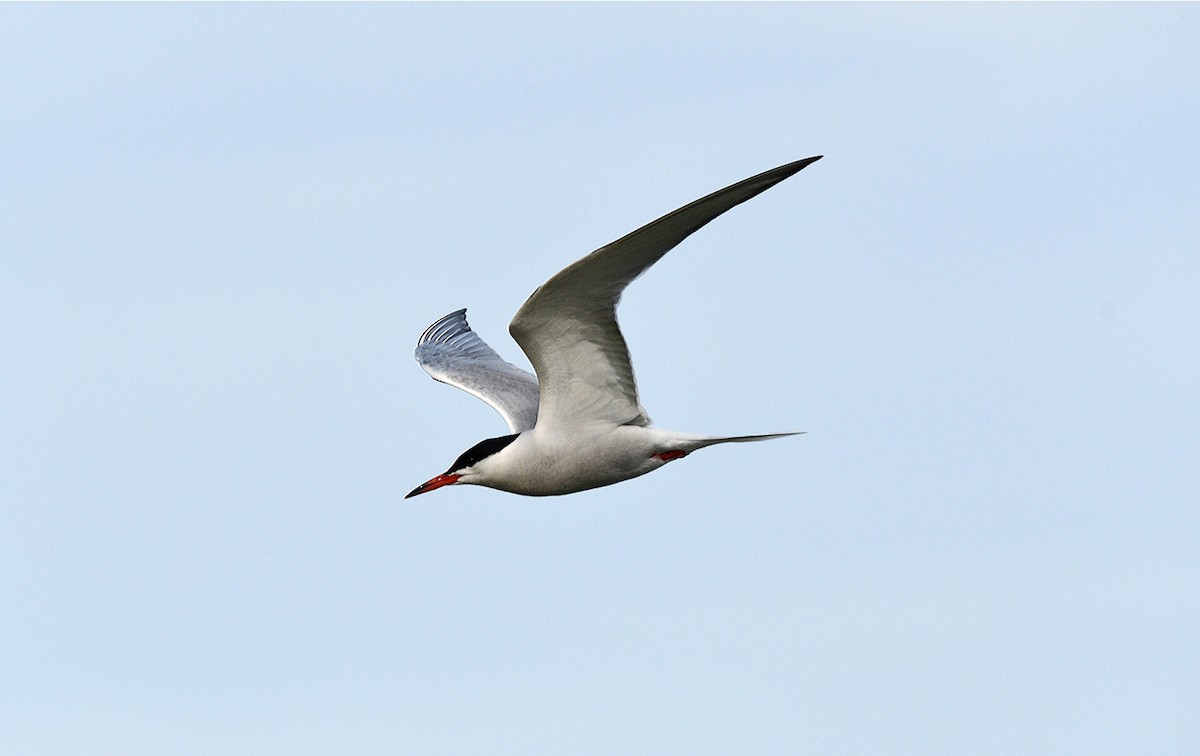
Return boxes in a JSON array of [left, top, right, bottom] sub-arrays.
[[405, 473, 461, 499]]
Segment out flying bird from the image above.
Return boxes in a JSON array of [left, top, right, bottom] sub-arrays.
[[407, 156, 822, 498]]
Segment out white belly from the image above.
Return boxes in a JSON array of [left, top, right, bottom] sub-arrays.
[[482, 424, 681, 496]]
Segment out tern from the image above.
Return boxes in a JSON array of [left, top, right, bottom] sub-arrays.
[[406, 156, 822, 498]]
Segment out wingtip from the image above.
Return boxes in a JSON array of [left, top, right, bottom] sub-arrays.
[[756, 155, 822, 185], [417, 308, 471, 347]]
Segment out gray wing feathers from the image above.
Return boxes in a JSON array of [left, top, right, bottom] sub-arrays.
[[415, 309, 540, 433], [509, 157, 821, 431]]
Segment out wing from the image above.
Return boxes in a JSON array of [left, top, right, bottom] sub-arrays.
[[509, 156, 822, 431], [414, 309, 540, 433]]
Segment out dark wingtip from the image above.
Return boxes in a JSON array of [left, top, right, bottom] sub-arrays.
[[752, 155, 823, 188]]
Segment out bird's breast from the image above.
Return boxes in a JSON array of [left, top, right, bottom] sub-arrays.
[[484, 425, 665, 496]]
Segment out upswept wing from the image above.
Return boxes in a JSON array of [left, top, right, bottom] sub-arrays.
[[509, 156, 822, 431], [414, 309, 540, 433]]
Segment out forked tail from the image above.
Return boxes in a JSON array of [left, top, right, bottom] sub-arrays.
[[686, 431, 803, 451]]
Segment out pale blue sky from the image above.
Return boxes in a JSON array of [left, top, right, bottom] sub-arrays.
[[2, 4, 1198, 754]]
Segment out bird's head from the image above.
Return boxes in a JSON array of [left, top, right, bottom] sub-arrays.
[[405, 433, 520, 498]]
